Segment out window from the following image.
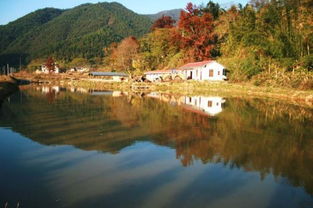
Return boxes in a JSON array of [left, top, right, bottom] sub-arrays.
[[209, 69, 214, 77]]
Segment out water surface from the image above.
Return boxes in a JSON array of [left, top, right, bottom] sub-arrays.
[[1, 86, 313, 208]]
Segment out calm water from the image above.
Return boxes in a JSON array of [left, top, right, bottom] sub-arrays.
[[0, 86, 313, 208]]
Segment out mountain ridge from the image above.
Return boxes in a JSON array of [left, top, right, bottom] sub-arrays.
[[0, 2, 152, 66], [144, 9, 182, 21]]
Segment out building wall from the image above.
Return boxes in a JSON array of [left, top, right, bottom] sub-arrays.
[[182, 62, 226, 81], [146, 74, 161, 81], [145, 73, 169, 81], [200, 62, 226, 81]]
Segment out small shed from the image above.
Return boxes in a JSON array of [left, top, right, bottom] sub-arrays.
[[144, 70, 171, 82], [89, 72, 129, 82]]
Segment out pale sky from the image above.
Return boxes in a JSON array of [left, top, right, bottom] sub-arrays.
[[0, 0, 248, 25]]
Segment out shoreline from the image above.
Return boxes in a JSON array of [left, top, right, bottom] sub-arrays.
[[12, 73, 313, 107], [69, 80, 313, 107], [0, 76, 19, 103]]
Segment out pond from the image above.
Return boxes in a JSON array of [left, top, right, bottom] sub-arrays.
[[0, 86, 313, 208]]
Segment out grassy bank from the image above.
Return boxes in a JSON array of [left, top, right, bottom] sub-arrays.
[[68, 79, 313, 107], [13, 72, 313, 107]]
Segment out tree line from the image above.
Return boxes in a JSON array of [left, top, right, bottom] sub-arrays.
[[103, 0, 312, 89]]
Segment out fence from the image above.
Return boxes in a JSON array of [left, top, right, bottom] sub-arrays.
[[0, 65, 19, 75]]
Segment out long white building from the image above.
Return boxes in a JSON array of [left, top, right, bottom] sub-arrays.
[[144, 60, 227, 82]]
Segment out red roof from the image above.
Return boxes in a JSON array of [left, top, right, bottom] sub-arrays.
[[179, 60, 213, 70]]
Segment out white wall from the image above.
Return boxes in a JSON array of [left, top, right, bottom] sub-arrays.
[[145, 73, 162, 81], [183, 61, 226, 81]]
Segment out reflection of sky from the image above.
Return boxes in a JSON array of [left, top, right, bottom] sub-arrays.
[[1, 128, 312, 208]]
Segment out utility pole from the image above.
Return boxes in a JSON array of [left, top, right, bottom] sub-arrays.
[[19, 55, 22, 72]]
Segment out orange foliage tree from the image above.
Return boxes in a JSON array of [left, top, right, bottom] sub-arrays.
[[106, 36, 139, 73], [177, 3, 216, 61], [45, 57, 55, 73]]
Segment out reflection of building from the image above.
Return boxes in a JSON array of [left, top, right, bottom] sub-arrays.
[[147, 92, 225, 116], [89, 90, 124, 97], [41, 86, 58, 94], [183, 96, 225, 116]]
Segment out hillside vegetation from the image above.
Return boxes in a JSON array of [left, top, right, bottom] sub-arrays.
[[0, 2, 152, 66], [104, 0, 313, 89]]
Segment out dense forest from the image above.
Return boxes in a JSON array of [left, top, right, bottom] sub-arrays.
[[0, 2, 152, 67], [104, 0, 312, 89]]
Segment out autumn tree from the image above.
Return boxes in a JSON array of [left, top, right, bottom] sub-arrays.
[[106, 36, 139, 74], [177, 3, 216, 61], [45, 57, 55, 73], [151, 15, 176, 31], [135, 28, 181, 71]]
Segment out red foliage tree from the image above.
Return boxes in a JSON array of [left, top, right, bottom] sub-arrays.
[[45, 57, 55, 73], [177, 3, 215, 61], [151, 15, 176, 31]]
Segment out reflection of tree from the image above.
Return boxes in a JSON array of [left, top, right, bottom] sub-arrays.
[[1, 89, 313, 195], [46, 89, 56, 103]]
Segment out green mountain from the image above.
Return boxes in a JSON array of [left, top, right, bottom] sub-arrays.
[[145, 9, 182, 21], [0, 2, 152, 66]]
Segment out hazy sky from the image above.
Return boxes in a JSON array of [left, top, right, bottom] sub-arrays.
[[0, 0, 248, 25]]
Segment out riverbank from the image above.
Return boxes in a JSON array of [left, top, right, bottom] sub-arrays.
[[70, 80, 313, 107], [13, 72, 313, 107], [0, 76, 19, 101]]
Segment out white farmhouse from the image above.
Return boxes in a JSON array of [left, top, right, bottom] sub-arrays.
[[41, 64, 60, 74], [179, 60, 227, 81]]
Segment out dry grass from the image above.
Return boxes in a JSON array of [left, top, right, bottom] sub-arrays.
[[12, 72, 313, 107], [67, 80, 313, 107]]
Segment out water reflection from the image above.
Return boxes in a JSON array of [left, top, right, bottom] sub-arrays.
[[34, 85, 128, 98], [147, 92, 225, 116], [0, 86, 313, 207]]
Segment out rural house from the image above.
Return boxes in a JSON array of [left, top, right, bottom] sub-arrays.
[[179, 60, 227, 81]]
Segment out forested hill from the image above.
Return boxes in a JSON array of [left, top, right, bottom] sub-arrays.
[[0, 2, 152, 66], [145, 9, 182, 21]]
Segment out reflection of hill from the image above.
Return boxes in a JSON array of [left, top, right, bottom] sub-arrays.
[[1, 89, 313, 195]]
